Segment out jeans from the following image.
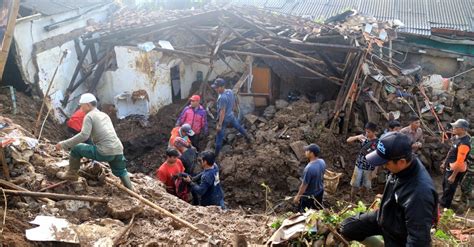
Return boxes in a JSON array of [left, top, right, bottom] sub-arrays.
[[215, 115, 247, 155], [70, 143, 128, 177], [440, 170, 466, 208]]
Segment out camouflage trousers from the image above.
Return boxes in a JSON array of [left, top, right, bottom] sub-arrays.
[[461, 171, 473, 200]]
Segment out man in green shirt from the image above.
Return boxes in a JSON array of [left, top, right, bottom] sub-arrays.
[[55, 93, 132, 189]]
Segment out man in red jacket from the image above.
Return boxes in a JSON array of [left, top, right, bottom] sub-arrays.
[[176, 95, 208, 150], [67, 108, 86, 135], [156, 148, 185, 195]]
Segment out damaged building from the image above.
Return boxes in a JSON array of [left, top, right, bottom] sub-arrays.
[[0, 0, 473, 245]]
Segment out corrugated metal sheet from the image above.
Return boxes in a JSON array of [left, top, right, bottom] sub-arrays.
[[21, 0, 113, 16], [227, 0, 474, 36]]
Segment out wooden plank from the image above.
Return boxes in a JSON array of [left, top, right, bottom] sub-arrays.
[[32, 28, 87, 54], [3, 189, 108, 203], [221, 50, 320, 64], [154, 47, 210, 58], [219, 18, 339, 84], [0, 179, 54, 204], [0, 147, 10, 180], [0, 0, 20, 82]]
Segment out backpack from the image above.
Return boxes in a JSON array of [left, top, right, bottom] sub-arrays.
[[173, 173, 191, 202]]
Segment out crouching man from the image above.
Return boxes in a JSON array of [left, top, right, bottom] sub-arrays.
[[185, 151, 225, 209], [340, 132, 438, 246], [55, 93, 132, 189]]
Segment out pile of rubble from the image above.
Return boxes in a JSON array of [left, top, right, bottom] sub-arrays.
[[0, 115, 273, 245], [343, 66, 474, 172], [218, 98, 358, 211]]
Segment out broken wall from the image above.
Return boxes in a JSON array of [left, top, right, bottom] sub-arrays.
[[12, 5, 112, 120], [96, 46, 244, 115]]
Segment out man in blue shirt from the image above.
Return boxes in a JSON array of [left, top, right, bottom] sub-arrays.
[[185, 151, 225, 209], [212, 78, 251, 156], [293, 143, 326, 212]]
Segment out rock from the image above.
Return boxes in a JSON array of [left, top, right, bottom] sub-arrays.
[[289, 141, 308, 161], [77, 208, 92, 222], [227, 133, 236, 143], [286, 176, 301, 192], [257, 123, 266, 128], [71, 179, 88, 193], [244, 114, 259, 124], [221, 145, 233, 154], [311, 103, 321, 113], [221, 157, 237, 176], [263, 105, 276, 119], [56, 200, 90, 212], [325, 233, 336, 246], [275, 99, 289, 110], [313, 239, 325, 247], [106, 197, 142, 220]]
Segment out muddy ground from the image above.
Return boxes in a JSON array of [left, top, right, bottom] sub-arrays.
[[0, 92, 67, 143]]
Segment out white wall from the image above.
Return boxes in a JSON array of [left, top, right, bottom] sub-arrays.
[[12, 5, 112, 119], [181, 57, 245, 98], [96, 46, 178, 114]]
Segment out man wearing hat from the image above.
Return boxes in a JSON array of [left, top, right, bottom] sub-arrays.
[[169, 123, 194, 153], [176, 95, 208, 150], [440, 119, 471, 209], [211, 78, 251, 156], [293, 143, 326, 212], [55, 93, 133, 189], [340, 132, 437, 246]]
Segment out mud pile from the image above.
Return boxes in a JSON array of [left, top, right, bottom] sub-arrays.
[[0, 91, 67, 142], [219, 99, 359, 212], [0, 115, 273, 246], [114, 99, 188, 175]]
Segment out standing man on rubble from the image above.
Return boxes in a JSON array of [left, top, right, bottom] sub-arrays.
[[340, 132, 438, 246], [293, 144, 326, 211], [212, 78, 251, 156], [55, 93, 133, 189], [176, 95, 208, 150], [380, 120, 401, 139], [347, 122, 378, 202], [169, 123, 194, 153], [400, 115, 423, 152], [184, 151, 225, 209], [440, 119, 471, 209]]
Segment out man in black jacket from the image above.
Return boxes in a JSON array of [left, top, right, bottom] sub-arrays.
[[340, 132, 438, 246]]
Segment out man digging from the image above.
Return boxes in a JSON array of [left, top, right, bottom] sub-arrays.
[[55, 93, 133, 189]]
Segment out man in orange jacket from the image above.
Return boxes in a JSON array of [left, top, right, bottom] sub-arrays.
[[168, 123, 194, 153], [440, 119, 471, 209]]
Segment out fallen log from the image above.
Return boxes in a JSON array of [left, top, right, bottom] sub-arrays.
[[0, 179, 54, 204], [2, 189, 108, 203]]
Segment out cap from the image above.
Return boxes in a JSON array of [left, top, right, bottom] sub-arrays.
[[211, 78, 226, 88], [174, 137, 190, 149], [450, 119, 469, 129], [304, 143, 321, 155], [180, 124, 195, 136], [79, 93, 97, 104], [189, 95, 201, 102], [365, 132, 412, 166]]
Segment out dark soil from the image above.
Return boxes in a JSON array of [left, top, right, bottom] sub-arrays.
[[0, 92, 68, 142]]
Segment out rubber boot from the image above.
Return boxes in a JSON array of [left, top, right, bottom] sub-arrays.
[[57, 157, 80, 181], [120, 174, 133, 190]]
